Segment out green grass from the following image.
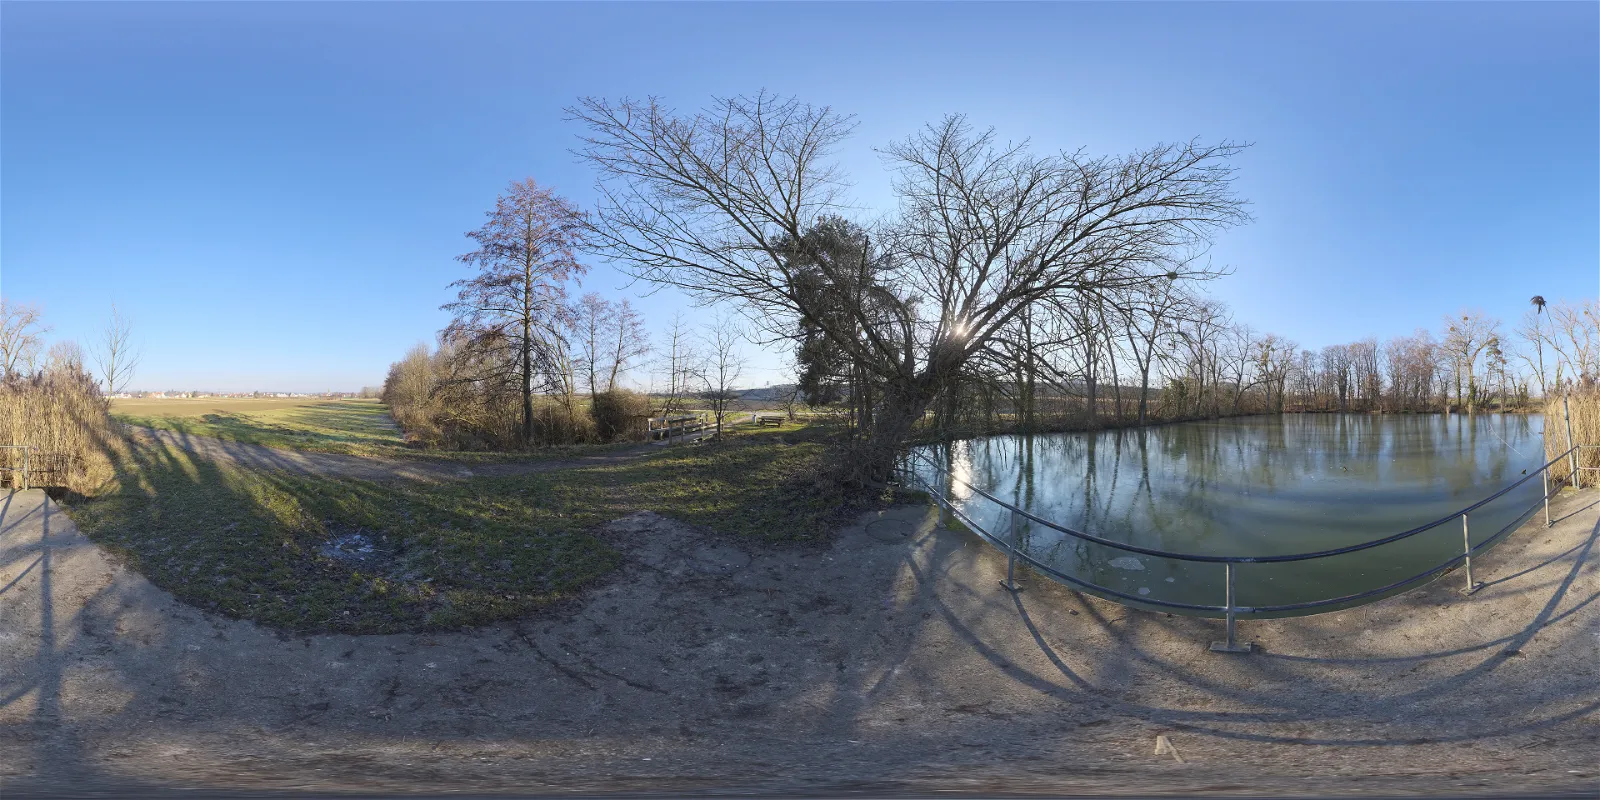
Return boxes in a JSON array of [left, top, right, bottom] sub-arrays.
[[64, 421, 861, 634], [113, 398, 410, 457], [112, 398, 639, 462]]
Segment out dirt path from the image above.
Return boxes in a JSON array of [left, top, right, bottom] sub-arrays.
[[125, 426, 666, 481], [2, 483, 1597, 796]]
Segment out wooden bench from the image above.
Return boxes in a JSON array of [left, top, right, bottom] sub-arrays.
[[754, 414, 785, 427]]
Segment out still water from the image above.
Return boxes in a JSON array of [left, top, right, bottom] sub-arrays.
[[913, 414, 1548, 617]]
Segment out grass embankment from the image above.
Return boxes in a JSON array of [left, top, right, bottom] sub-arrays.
[[65, 420, 852, 634], [112, 397, 633, 462]]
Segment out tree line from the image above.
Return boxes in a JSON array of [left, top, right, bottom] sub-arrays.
[[385, 91, 1596, 481], [381, 180, 751, 449]]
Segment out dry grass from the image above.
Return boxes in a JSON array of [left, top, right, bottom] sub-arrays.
[[0, 370, 115, 495], [1545, 386, 1599, 484], [113, 398, 408, 457], [110, 396, 343, 418]]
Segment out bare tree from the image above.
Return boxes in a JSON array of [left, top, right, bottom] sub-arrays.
[[572, 93, 1249, 482], [444, 178, 589, 447], [605, 299, 651, 391], [45, 340, 86, 375], [573, 293, 616, 398], [1516, 296, 1552, 397], [92, 304, 140, 395], [697, 314, 748, 435], [1117, 282, 1186, 424], [0, 299, 50, 378], [1544, 298, 1598, 387], [1321, 343, 1352, 411], [1441, 310, 1500, 413], [575, 294, 653, 397], [655, 313, 699, 417], [1254, 334, 1297, 413], [1348, 338, 1381, 410]]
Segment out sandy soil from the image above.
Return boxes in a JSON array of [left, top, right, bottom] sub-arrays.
[[1, 482, 1597, 797]]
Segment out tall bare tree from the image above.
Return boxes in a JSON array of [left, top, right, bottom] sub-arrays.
[[697, 314, 748, 435], [605, 299, 650, 391], [92, 304, 140, 395], [1544, 298, 1598, 386], [574, 293, 616, 398], [0, 298, 50, 378], [444, 178, 589, 446], [572, 93, 1248, 481], [1516, 296, 1552, 397], [655, 312, 699, 417], [1441, 310, 1500, 413]]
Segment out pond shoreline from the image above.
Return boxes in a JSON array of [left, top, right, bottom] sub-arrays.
[[912, 413, 1549, 614]]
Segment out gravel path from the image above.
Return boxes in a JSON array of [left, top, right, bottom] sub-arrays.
[[2, 482, 1596, 797], [125, 426, 664, 481]]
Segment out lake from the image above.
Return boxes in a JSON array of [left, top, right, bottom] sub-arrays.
[[911, 413, 1549, 617]]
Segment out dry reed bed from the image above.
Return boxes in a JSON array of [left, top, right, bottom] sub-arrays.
[[1544, 386, 1599, 484], [0, 371, 115, 495]]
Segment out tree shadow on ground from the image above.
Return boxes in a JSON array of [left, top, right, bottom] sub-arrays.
[[2, 440, 1598, 794]]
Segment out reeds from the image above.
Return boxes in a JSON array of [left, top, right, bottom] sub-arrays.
[[0, 368, 115, 495], [1545, 386, 1600, 485]]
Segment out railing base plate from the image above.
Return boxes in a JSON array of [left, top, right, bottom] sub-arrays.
[[1464, 582, 1485, 595], [998, 581, 1023, 593], [1208, 641, 1253, 654]]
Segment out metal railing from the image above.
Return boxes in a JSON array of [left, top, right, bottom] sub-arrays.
[[899, 444, 1582, 653], [0, 445, 32, 491]]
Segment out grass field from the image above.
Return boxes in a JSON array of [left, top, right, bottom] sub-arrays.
[[111, 398, 411, 457], [65, 420, 866, 634], [111, 397, 786, 460]]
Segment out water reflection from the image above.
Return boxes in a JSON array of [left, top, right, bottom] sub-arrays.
[[916, 414, 1546, 616]]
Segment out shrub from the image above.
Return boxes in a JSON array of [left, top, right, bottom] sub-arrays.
[[383, 338, 605, 451], [591, 389, 651, 443], [0, 367, 115, 495]]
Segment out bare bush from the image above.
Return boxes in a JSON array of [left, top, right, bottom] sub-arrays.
[[591, 388, 651, 442]]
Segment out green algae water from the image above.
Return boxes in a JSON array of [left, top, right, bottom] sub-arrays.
[[913, 414, 1549, 617]]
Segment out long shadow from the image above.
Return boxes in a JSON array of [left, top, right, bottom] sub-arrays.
[[9, 425, 1600, 794], [998, 507, 1600, 746]]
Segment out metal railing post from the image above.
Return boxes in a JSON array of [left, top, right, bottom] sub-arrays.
[[936, 465, 952, 529], [999, 509, 1023, 593], [1461, 513, 1480, 594], [1565, 395, 1580, 490], [1209, 562, 1251, 653], [1543, 469, 1552, 528]]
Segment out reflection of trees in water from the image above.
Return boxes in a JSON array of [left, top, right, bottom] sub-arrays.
[[920, 414, 1544, 604]]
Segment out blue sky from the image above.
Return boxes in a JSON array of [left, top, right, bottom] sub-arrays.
[[3, 2, 1596, 392]]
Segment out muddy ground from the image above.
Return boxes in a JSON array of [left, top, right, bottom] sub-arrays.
[[1, 483, 1597, 797]]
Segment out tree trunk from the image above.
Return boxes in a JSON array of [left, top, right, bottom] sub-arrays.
[[1137, 362, 1152, 425], [521, 317, 535, 447], [859, 380, 937, 485]]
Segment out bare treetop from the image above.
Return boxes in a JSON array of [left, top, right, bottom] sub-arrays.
[[0, 299, 51, 378], [92, 304, 139, 395], [570, 92, 1251, 481], [883, 116, 1250, 360], [570, 93, 857, 312]]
